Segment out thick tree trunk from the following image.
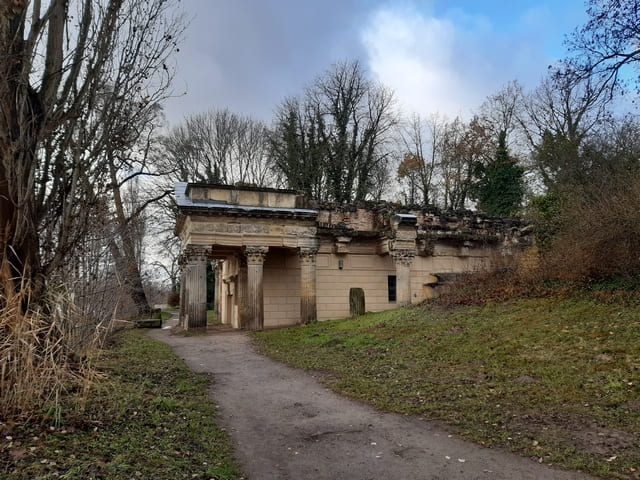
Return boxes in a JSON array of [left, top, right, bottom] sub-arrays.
[[106, 155, 152, 317], [109, 238, 151, 316], [0, 8, 45, 308]]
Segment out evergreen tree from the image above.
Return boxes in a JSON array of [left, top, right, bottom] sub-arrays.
[[471, 131, 524, 216]]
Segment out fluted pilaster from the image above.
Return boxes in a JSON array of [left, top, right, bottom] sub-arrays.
[[391, 249, 415, 306]]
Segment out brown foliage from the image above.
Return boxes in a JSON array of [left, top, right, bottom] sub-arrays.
[[430, 252, 553, 307], [0, 277, 107, 420], [432, 177, 640, 307], [542, 177, 640, 281]]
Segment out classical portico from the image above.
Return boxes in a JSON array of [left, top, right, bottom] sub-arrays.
[[175, 182, 318, 330], [175, 182, 530, 331]]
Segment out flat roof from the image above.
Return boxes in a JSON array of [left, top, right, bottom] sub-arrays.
[[185, 182, 300, 196], [175, 182, 318, 217]]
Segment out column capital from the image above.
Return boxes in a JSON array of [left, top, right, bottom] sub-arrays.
[[298, 247, 318, 265], [390, 248, 415, 267], [245, 246, 268, 265], [183, 246, 211, 264], [234, 251, 248, 267]]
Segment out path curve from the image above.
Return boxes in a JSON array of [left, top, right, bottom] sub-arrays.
[[149, 327, 593, 480]]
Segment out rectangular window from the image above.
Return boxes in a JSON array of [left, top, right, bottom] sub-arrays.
[[388, 275, 396, 302]]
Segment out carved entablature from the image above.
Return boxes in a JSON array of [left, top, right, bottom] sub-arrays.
[[389, 237, 416, 252], [334, 236, 352, 254], [390, 248, 416, 267], [244, 246, 269, 265], [175, 182, 534, 267], [417, 238, 435, 256], [298, 247, 319, 266]]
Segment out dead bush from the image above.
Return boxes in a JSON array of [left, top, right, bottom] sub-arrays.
[[0, 281, 110, 421], [542, 177, 640, 281], [430, 250, 552, 307]]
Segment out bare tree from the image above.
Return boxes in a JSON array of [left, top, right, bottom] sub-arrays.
[[477, 80, 525, 151], [104, 102, 179, 316], [159, 109, 272, 186], [519, 68, 611, 188], [566, 0, 640, 96], [271, 61, 397, 203], [397, 113, 446, 206], [438, 117, 491, 210], [0, 0, 184, 305]]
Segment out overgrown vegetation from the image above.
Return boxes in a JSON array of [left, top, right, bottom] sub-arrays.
[[541, 177, 640, 281], [1, 329, 242, 480], [253, 296, 640, 479], [0, 285, 106, 421]]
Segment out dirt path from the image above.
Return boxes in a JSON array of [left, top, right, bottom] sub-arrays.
[[149, 326, 593, 480]]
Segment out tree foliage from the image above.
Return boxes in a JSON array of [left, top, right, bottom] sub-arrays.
[[269, 98, 326, 198], [470, 131, 524, 216], [160, 109, 272, 187], [396, 114, 445, 206], [520, 68, 610, 189], [439, 117, 492, 210]]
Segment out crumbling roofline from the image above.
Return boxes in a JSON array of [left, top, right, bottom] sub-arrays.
[[185, 182, 301, 196]]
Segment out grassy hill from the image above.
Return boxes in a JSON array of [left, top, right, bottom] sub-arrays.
[[253, 295, 640, 479]]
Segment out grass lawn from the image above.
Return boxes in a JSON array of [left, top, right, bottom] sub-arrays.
[[207, 309, 219, 326], [253, 296, 640, 479], [2, 329, 243, 480]]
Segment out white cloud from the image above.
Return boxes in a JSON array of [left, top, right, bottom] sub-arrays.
[[361, 4, 548, 120]]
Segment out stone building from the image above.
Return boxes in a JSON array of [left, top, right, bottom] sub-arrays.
[[175, 182, 529, 330]]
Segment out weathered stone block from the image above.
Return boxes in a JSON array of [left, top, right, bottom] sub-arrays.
[[134, 318, 162, 328]]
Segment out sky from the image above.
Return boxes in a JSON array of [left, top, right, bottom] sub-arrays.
[[162, 0, 589, 127]]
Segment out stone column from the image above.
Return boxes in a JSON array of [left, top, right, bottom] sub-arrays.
[[184, 249, 208, 329], [178, 257, 187, 327], [213, 260, 222, 320], [236, 255, 248, 329], [245, 246, 268, 331], [299, 247, 318, 324], [391, 249, 415, 306]]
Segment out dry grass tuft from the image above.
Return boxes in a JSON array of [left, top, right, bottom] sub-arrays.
[[0, 283, 109, 421]]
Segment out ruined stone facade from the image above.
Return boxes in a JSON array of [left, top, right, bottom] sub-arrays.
[[175, 182, 530, 330]]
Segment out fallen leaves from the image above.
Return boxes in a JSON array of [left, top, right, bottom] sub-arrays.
[[9, 448, 26, 460]]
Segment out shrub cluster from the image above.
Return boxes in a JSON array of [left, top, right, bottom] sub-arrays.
[[542, 177, 640, 280]]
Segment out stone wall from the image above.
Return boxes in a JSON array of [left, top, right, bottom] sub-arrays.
[[176, 182, 533, 330], [263, 250, 301, 327]]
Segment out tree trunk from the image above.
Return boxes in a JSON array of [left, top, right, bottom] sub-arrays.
[[0, 9, 45, 307], [109, 238, 151, 316], [107, 155, 151, 316]]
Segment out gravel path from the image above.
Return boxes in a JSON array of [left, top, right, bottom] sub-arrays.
[[149, 325, 593, 480]]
